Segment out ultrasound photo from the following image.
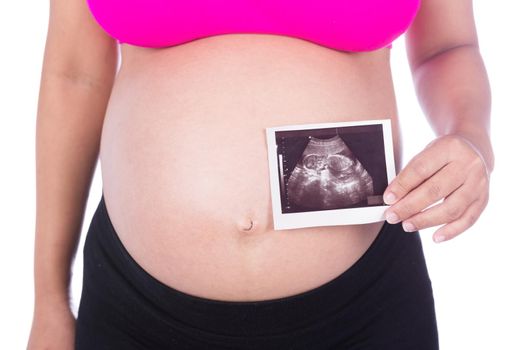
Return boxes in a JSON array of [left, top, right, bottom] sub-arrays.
[[266, 119, 396, 230]]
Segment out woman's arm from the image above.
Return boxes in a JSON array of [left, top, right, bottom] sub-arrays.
[[383, 0, 493, 242], [28, 0, 118, 348]]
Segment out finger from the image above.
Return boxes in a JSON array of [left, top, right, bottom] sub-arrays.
[[383, 142, 450, 205], [399, 182, 479, 232], [385, 163, 465, 224], [431, 196, 488, 243]]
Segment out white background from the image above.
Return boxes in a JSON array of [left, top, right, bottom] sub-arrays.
[[1, 1, 524, 349]]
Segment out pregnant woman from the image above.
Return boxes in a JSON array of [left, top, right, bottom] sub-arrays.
[[28, 0, 493, 348]]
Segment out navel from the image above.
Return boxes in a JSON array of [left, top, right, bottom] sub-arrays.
[[237, 216, 256, 233]]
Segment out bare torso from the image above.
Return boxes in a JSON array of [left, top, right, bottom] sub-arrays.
[[99, 34, 402, 302]]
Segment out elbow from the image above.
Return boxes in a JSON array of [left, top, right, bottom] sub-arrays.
[[409, 42, 481, 75]]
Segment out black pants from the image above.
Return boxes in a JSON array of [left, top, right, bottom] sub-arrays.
[[75, 194, 439, 349]]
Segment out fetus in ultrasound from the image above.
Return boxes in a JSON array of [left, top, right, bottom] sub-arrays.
[[286, 135, 374, 209]]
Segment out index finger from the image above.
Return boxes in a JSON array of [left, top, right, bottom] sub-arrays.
[[383, 141, 450, 205]]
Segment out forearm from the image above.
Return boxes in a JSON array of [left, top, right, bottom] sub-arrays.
[[411, 44, 494, 173], [34, 71, 114, 308]]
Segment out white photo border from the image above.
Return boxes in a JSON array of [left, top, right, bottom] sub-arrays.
[[265, 119, 396, 230]]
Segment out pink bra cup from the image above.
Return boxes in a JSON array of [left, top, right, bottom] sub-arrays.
[[86, 0, 421, 52]]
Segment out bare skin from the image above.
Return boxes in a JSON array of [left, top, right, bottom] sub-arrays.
[[100, 37, 393, 302], [28, 0, 493, 349]]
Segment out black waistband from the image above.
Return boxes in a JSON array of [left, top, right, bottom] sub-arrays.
[[86, 193, 420, 337]]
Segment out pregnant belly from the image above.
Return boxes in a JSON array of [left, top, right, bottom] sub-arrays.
[[99, 34, 400, 301]]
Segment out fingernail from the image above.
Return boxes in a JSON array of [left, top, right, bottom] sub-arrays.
[[434, 235, 445, 243], [384, 192, 396, 205], [385, 212, 400, 224], [403, 222, 416, 232]]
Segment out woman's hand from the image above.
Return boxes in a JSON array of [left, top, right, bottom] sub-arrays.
[[383, 134, 491, 243], [27, 301, 76, 350]]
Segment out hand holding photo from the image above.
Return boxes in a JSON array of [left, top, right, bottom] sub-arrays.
[[266, 119, 396, 230]]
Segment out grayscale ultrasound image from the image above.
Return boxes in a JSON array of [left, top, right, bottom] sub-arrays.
[[287, 135, 374, 209], [276, 125, 388, 214]]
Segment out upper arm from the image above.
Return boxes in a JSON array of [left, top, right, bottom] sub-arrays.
[[44, 0, 118, 87], [405, 0, 479, 70]]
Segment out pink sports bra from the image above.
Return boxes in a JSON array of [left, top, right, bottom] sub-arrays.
[[86, 0, 421, 52]]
